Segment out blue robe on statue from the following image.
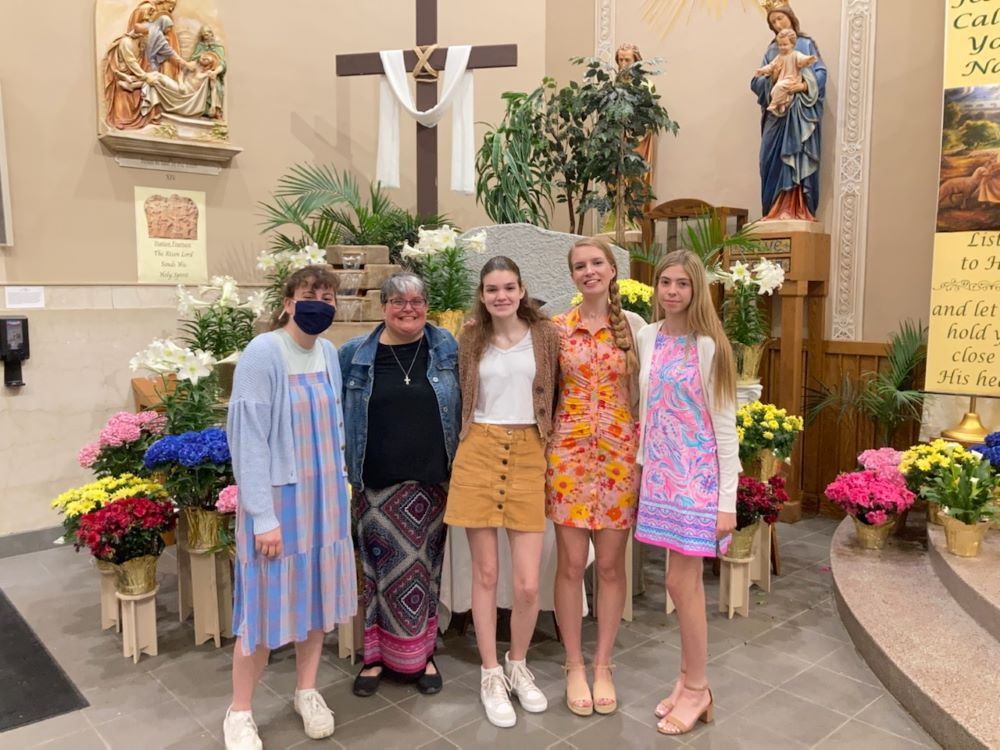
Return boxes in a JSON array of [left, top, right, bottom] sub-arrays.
[[750, 35, 826, 217]]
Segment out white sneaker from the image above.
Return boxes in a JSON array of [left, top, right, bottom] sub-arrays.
[[293, 688, 335, 739], [504, 652, 548, 713], [480, 665, 516, 728], [223, 708, 262, 750]]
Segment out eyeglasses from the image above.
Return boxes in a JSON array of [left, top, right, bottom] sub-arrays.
[[387, 297, 428, 311]]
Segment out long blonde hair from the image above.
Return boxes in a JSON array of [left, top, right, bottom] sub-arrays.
[[652, 250, 736, 406], [568, 237, 639, 375]]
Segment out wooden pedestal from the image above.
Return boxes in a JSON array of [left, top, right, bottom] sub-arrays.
[[176, 519, 193, 623], [337, 611, 365, 663], [751, 522, 781, 592], [118, 586, 159, 663], [188, 548, 233, 648], [98, 566, 120, 632], [719, 556, 752, 619]]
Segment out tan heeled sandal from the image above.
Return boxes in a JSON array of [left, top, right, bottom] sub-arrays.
[[563, 663, 593, 716], [656, 685, 714, 736], [592, 663, 617, 715], [654, 671, 685, 719]]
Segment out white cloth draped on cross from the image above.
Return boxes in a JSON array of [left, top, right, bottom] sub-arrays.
[[376, 45, 475, 194]]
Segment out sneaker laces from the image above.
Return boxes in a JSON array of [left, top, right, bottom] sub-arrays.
[[226, 711, 258, 741], [481, 670, 512, 701], [508, 660, 537, 690], [298, 690, 332, 717]]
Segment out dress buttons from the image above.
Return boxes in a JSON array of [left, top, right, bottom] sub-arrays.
[[500, 475, 507, 481], [503, 443, 510, 450], [496, 503, 503, 510], [433, 377, 439, 382], [443, 407, 448, 413], [502, 459, 508, 465], [499, 489, 505, 495]]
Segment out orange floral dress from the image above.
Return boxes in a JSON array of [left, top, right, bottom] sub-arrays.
[[545, 308, 640, 530]]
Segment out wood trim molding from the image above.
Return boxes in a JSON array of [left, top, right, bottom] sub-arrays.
[[595, 0, 615, 65], [830, 0, 877, 341]]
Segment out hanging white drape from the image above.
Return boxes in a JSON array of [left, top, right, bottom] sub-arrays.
[[376, 45, 475, 194]]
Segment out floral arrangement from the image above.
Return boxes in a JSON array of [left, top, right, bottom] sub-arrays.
[[857, 448, 906, 487], [257, 242, 329, 315], [144, 427, 233, 510], [130, 339, 226, 433], [176, 275, 268, 360], [898, 439, 981, 495], [736, 474, 788, 530], [78, 411, 167, 478], [712, 258, 785, 348], [571, 278, 654, 321], [130, 338, 223, 386], [401, 226, 485, 313], [972, 431, 1000, 469], [51, 474, 167, 543], [74, 496, 176, 564], [736, 400, 804, 463], [920, 458, 999, 525], [215, 484, 239, 550], [824, 469, 915, 526]]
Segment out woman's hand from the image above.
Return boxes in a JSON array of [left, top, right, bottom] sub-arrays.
[[255, 527, 283, 559], [716, 512, 737, 539]]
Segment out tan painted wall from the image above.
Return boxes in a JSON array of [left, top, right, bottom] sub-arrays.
[[863, 1, 945, 340]]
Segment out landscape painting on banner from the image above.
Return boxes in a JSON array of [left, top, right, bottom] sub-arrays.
[[927, 0, 1000, 399]]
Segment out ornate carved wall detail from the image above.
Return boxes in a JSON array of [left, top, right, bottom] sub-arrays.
[[595, 0, 616, 65], [831, 0, 877, 340]]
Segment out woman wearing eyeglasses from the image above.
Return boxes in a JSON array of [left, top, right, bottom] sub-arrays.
[[339, 272, 461, 697]]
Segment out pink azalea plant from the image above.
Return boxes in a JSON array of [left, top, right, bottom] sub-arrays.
[[857, 448, 905, 487], [824, 468, 914, 526], [79, 411, 167, 478]]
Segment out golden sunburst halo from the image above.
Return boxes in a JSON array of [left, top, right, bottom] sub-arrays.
[[640, 0, 770, 39]]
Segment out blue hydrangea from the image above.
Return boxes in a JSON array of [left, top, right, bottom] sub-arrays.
[[975, 431, 1000, 468], [143, 434, 181, 468], [144, 427, 231, 468]]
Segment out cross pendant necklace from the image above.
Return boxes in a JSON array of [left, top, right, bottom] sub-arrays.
[[388, 336, 422, 385]]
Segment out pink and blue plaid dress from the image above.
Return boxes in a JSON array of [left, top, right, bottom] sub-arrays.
[[636, 334, 720, 557], [233, 371, 357, 652]]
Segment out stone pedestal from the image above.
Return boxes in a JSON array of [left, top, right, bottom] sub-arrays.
[[189, 548, 233, 648], [117, 586, 159, 663], [719, 556, 752, 619], [97, 564, 120, 632]]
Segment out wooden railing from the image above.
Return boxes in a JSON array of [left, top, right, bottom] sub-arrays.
[[758, 340, 922, 517]]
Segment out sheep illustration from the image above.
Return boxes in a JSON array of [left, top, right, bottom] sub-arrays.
[[938, 166, 988, 209]]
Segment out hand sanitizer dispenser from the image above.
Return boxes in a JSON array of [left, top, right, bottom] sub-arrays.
[[0, 316, 29, 387]]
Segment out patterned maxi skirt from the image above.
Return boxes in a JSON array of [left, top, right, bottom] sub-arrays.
[[355, 481, 447, 675], [233, 372, 357, 654]]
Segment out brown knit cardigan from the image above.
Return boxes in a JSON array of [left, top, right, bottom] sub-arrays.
[[457, 319, 561, 442]]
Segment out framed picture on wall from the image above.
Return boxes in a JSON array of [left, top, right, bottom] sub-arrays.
[[0, 82, 12, 247]]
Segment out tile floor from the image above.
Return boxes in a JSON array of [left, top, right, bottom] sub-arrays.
[[0, 515, 940, 749]]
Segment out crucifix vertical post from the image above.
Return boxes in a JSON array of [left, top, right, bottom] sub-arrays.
[[415, 0, 437, 214]]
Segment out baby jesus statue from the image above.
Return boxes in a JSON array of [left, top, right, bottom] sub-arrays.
[[754, 28, 817, 115]]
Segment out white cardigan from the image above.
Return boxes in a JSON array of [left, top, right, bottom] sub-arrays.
[[635, 323, 740, 514]]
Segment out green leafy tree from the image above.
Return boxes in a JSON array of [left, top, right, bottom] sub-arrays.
[[943, 101, 961, 130], [960, 119, 1000, 150]]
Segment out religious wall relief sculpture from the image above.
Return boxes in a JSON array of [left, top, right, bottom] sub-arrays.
[[143, 193, 199, 239], [750, 3, 825, 222], [95, 0, 241, 164]]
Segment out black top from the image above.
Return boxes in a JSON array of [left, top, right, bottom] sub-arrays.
[[362, 338, 450, 489]]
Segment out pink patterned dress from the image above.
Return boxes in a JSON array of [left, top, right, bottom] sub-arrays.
[[636, 333, 720, 556]]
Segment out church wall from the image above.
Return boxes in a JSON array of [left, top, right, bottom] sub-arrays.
[[0, 0, 547, 537]]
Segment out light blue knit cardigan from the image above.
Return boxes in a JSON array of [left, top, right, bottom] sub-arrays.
[[226, 331, 345, 534]]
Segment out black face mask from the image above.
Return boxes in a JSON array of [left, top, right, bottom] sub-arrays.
[[292, 300, 336, 335]]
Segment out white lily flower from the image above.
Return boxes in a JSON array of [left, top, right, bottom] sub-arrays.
[[245, 289, 269, 319], [256, 251, 278, 272], [752, 259, 785, 295], [730, 261, 752, 285], [175, 349, 216, 385], [400, 242, 424, 260], [462, 230, 487, 254], [301, 242, 326, 266]]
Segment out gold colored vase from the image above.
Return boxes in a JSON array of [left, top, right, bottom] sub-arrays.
[[941, 515, 991, 558], [728, 521, 759, 559], [926, 501, 944, 526], [113, 554, 159, 596], [182, 507, 223, 552], [734, 342, 767, 385], [747, 450, 782, 482], [852, 516, 896, 550], [431, 310, 466, 338]]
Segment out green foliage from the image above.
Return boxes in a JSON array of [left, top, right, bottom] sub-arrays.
[[159, 377, 226, 435], [806, 320, 928, 448], [943, 101, 962, 131], [628, 212, 766, 270], [960, 119, 1000, 149], [418, 246, 475, 313], [178, 306, 256, 360], [921, 459, 1000, 524], [476, 57, 678, 235], [722, 282, 767, 348]]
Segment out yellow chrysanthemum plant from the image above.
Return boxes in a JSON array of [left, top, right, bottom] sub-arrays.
[[736, 400, 804, 465], [570, 278, 654, 321], [898, 439, 982, 496], [51, 474, 168, 544]]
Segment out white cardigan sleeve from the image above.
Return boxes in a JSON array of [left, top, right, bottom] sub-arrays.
[[698, 337, 741, 514]]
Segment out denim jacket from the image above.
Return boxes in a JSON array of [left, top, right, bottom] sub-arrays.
[[338, 322, 461, 491]]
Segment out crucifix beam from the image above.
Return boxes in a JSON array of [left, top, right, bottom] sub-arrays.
[[336, 45, 519, 78]]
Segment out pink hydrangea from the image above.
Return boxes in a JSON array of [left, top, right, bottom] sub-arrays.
[[98, 411, 166, 448], [857, 448, 905, 486], [78, 442, 102, 468], [216, 484, 239, 514]]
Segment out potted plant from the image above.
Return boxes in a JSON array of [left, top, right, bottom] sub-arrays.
[[214, 484, 238, 562], [899, 439, 981, 525], [973, 430, 1000, 529], [921, 458, 999, 557], [74, 495, 177, 595], [130, 338, 226, 433], [736, 400, 804, 479], [78, 411, 167, 479], [143, 427, 233, 552], [712, 258, 785, 383], [400, 226, 485, 335], [51, 474, 169, 547], [824, 468, 915, 550], [730, 475, 786, 558]]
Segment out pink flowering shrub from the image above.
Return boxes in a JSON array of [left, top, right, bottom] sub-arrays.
[[824, 469, 915, 526], [80, 411, 167, 478], [216, 484, 238, 514], [78, 442, 102, 469], [857, 448, 905, 487]]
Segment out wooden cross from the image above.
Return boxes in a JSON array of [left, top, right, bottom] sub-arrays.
[[335, 0, 517, 216]]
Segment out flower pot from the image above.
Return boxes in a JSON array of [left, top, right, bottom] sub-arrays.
[[941, 515, 991, 557], [733, 342, 767, 385], [851, 516, 896, 550], [746, 450, 782, 482], [728, 521, 759, 559], [112, 554, 159, 596], [926, 501, 944, 526], [181, 507, 223, 553], [215, 361, 236, 400], [430, 309, 466, 338]]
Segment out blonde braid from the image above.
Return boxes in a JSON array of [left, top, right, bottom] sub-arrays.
[[608, 279, 639, 375]]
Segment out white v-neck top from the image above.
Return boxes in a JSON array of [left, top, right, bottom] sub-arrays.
[[473, 330, 536, 424]]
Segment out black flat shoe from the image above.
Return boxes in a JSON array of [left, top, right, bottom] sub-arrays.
[[353, 666, 382, 697], [416, 659, 443, 695]]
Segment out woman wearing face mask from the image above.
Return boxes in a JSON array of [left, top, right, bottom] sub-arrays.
[[223, 266, 356, 750]]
